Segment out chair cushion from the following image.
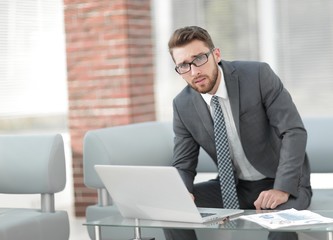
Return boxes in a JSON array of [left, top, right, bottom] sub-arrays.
[[0, 208, 69, 240], [308, 189, 333, 210]]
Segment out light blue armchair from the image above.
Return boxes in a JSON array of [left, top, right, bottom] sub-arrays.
[[0, 133, 70, 240]]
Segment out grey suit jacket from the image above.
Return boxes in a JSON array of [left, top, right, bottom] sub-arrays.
[[172, 60, 311, 198]]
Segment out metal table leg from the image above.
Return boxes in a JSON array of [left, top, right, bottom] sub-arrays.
[[132, 219, 155, 240], [93, 219, 155, 240]]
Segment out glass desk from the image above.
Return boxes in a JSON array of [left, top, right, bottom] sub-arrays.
[[84, 210, 333, 240]]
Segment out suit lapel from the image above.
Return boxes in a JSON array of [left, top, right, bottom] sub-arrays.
[[191, 90, 215, 142], [220, 61, 240, 135]]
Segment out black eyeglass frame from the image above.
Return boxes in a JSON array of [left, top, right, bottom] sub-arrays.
[[174, 50, 214, 75]]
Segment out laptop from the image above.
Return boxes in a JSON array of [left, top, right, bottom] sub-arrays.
[[94, 165, 243, 223]]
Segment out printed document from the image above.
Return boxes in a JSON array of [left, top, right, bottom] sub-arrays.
[[240, 208, 333, 229]]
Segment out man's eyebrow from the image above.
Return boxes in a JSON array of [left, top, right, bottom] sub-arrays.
[[176, 59, 190, 66], [177, 52, 206, 65], [194, 51, 206, 56], [191, 52, 206, 58]]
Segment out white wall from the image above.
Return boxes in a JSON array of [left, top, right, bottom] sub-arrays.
[[152, 0, 187, 122]]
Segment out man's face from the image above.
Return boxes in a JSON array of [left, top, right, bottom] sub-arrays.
[[172, 40, 221, 94]]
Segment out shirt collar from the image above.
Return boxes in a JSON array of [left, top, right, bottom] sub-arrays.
[[201, 65, 228, 106]]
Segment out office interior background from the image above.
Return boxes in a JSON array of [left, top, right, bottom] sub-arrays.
[[0, 0, 333, 235]]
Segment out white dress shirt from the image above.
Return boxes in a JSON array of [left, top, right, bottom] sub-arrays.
[[201, 66, 265, 181]]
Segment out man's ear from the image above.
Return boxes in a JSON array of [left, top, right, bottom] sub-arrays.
[[213, 48, 221, 62]]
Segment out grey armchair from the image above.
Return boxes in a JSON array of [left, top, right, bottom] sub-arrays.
[[0, 133, 70, 240]]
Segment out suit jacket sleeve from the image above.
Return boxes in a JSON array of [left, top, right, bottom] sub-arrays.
[[172, 98, 200, 193], [255, 62, 307, 197]]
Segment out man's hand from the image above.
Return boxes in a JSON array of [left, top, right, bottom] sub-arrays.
[[254, 189, 289, 210]]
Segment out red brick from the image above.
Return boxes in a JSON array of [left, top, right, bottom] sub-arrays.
[[64, 0, 155, 216]]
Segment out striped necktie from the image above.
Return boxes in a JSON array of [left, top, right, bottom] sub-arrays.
[[211, 95, 239, 209]]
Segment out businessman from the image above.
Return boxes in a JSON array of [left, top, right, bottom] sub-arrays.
[[164, 26, 312, 240]]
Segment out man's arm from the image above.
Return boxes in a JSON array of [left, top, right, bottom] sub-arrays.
[[172, 98, 200, 193], [258, 62, 307, 198]]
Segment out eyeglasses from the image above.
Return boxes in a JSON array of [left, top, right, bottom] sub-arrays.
[[175, 50, 213, 75]]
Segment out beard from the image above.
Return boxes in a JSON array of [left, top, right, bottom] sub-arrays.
[[189, 64, 219, 94]]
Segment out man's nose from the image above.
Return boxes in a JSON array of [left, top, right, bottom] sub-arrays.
[[190, 64, 201, 76]]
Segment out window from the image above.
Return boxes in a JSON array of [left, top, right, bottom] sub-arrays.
[[0, 0, 68, 131], [153, 0, 333, 120]]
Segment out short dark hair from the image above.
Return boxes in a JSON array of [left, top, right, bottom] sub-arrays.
[[168, 26, 215, 55]]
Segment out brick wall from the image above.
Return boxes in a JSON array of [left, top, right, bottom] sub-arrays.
[[63, 0, 155, 216]]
